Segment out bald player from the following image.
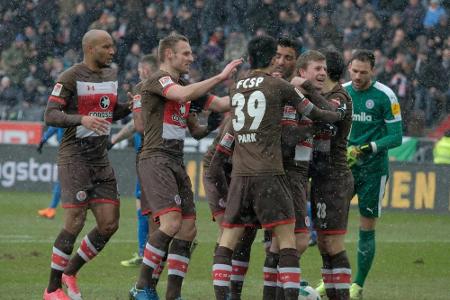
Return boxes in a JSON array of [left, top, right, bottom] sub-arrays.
[[43, 30, 131, 300]]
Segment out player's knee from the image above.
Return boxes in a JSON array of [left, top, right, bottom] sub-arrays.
[[185, 223, 197, 241], [295, 233, 309, 255], [162, 218, 183, 236], [98, 220, 119, 237]]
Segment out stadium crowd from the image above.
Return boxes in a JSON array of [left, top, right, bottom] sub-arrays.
[[0, 0, 449, 135]]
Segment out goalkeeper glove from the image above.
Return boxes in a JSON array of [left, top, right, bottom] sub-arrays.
[[347, 145, 362, 167], [359, 143, 373, 154]]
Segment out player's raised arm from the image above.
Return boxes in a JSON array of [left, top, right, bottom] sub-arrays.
[[164, 59, 242, 103]]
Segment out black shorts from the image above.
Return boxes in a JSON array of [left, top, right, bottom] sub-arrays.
[[59, 163, 119, 208], [311, 170, 354, 234], [285, 167, 309, 233], [222, 175, 295, 229], [138, 155, 195, 221]]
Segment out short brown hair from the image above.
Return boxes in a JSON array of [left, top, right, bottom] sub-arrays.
[[158, 34, 189, 62], [296, 50, 326, 71], [140, 54, 158, 70]]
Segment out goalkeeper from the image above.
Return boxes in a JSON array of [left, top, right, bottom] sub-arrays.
[[344, 49, 402, 300]]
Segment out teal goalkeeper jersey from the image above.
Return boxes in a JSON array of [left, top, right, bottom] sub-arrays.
[[344, 81, 403, 173]]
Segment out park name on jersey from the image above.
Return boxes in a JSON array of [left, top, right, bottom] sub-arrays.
[[352, 112, 372, 122]]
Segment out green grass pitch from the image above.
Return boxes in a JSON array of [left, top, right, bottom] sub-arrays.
[[1, 191, 449, 299]]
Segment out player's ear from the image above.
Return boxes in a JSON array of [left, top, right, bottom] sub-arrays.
[[165, 48, 173, 60]]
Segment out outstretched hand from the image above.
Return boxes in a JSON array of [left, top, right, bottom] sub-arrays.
[[218, 58, 243, 81]]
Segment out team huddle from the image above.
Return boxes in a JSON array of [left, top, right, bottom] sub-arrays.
[[42, 29, 403, 300]]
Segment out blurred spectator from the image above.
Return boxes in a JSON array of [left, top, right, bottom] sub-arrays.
[[403, 0, 426, 40], [423, 0, 447, 30], [224, 31, 247, 62], [0, 0, 447, 133], [0, 76, 22, 120], [332, 0, 359, 30], [1, 34, 28, 85], [360, 11, 383, 50], [312, 13, 342, 50]]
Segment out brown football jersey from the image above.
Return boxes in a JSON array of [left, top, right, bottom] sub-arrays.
[[138, 70, 191, 160], [229, 70, 305, 176], [47, 63, 118, 166], [316, 83, 353, 173], [203, 116, 233, 168]]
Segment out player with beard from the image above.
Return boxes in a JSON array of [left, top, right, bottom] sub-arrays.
[[129, 33, 241, 300], [43, 29, 131, 300]]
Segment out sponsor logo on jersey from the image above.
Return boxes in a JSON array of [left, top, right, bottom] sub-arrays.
[[89, 111, 113, 118], [391, 103, 400, 115], [220, 133, 235, 149], [159, 76, 174, 88], [282, 105, 297, 121], [100, 96, 110, 109], [133, 94, 142, 109], [352, 112, 372, 122], [51, 83, 63, 96], [365, 99, 375, 109]]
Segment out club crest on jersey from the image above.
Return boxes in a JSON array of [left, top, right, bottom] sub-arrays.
[[365, 99, 375, 109], [159, 76, 174, 88], [51, 83, 63, 96], [76, 190, 87, 202], [174, 194, 182, 205], [100, 96, 110, 109]]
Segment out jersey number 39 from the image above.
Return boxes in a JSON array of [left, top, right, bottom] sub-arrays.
[[232, 91, 267, 132]]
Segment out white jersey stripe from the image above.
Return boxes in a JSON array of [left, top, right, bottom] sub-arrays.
[[378, 175, 387, 217], [76, 81, 118, 96], [162, 123, 186, 140]]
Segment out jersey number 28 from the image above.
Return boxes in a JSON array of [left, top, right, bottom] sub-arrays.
[[232, 91, 266, 131]]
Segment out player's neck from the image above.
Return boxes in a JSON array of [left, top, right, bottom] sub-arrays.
[[82, 58, 102, 72], [160, 64, 180, 80]]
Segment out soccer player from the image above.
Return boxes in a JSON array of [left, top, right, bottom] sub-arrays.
[[129, 33, 241, 300], [37, 126, 64, 219], [305, 49, 353, 300], [212, 36, 346, 300], [344, 49, 403, 299], [43, 29, 131, 300]]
